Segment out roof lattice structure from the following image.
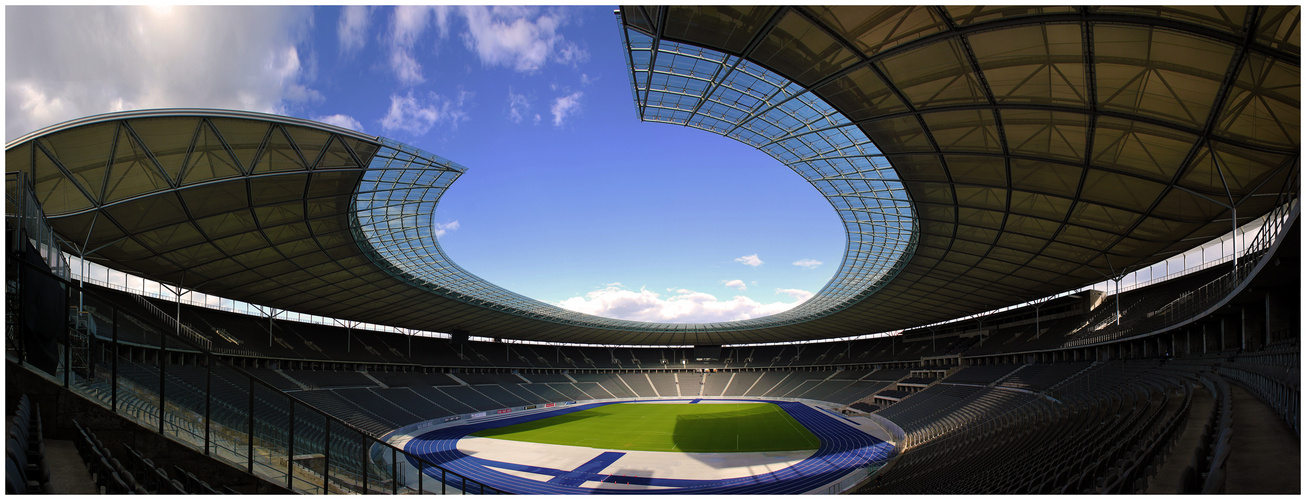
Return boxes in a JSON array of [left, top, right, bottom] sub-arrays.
[[5, 6, 1299, 345]]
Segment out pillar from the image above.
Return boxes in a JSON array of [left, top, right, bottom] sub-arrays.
[[1240, 305, 1247, 351], [1202, 323, 1208, 354], [1265, 293, 1276, 345], [1211, 317, 1222, 352]]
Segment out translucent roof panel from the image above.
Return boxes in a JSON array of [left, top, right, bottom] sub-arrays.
[[8, 4, 1299, 345], [614, 5, 1299, 339]]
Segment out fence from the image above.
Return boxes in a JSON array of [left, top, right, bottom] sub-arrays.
[[6, 256, 505, 494], [1065, 198, 1298, 348]]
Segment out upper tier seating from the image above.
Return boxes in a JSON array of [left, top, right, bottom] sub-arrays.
[[946, 364, 1023, 385]]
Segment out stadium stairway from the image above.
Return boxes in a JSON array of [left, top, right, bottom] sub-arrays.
[[988, 364, 1030, 386]]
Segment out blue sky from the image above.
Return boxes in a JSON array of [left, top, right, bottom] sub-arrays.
[[6, 6, 845, 323]]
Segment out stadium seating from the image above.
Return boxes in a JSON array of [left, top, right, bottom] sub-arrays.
[[945, 364, 1022, 385], [7, 394, 51, 494], [11, 219, 1296, 496], [645, 373, 679, 397], [862, 360, 1196, 494]]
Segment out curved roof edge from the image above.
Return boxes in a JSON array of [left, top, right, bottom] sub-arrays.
[[344, 20, 920, 334], [5, 108, 378, 149]]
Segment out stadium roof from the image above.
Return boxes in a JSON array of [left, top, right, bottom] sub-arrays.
[[6, 6, 1299, 345]]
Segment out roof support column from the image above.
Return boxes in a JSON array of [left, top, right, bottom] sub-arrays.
[[69, 210, 102, 314], [1113, 276, 1123, 327], [253, 305, 283, 348], [332, 319, 361, 355], [1208, 138, 1240, 280], [161, 272, 187, 342], [1034, 303, 1042, 341]]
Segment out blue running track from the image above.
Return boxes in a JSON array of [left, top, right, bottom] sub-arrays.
[[403, 399, 895, 494]]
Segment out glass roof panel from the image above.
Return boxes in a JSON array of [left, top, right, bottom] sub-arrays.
[[208, 118, 268, 174], [7, 6, 1297, 345], [970, 23, 1087, 106], [345, 25, 918, 334], [178, 181, 248, 219], [1091, 116, 1198, 182], [1095, 26, 1234, 129], [1255, 6, 1301, 55], [879, 39, 987, 109], [103, 126, 170, 203], [808, 6, 946, 56], [1002, 110, 1088, 163], [33, 142, 95, 214], [250, 125, 307, 174], [102, 192, 186, 233], [1096, 6, 1247, 34], [283, 124, 332, 168], [1216, 52, 1300, 149], [129, 117, 199, 184], [40, 122, 115, 204], [753, 10, 859, 86], [922, 110, 1003, 152], [813, 65, 907, 120], [181, 121, 243, 185], [945, 5, 1076, 26]]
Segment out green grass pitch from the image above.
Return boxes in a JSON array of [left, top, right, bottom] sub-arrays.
[[469, 403, 820, 453]]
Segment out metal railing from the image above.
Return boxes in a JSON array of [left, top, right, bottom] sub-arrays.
[[130, 293, 213, 351], [5, 171, 70, 280], [1065, 196, 1299, 348], [6, 256, 505, 495]]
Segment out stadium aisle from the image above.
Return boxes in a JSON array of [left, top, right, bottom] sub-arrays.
[[42, 440, 99, 494], [1224, 385, 1300, 494], [1147, 384, 1214, 493]]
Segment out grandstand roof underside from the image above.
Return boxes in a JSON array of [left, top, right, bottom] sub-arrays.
[[6, 6, 1300, 346]]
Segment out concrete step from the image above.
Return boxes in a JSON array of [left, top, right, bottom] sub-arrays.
[[43, 439, 100, 494]]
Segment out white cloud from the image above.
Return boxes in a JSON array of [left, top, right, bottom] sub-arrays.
[[380, 90, 470, 135], [272, 46, 322, 104], [389, 52, 424, 86], [557, 285, 810, 323], [550, 91, 583, 126], [776, 288, 815, 302], [6, 6, 317, 141], [434, 220, 461, 237], [432, 6, 452, 37], [312, 114, 364, 132], [723, 279, 747, 291], [507, 88, 531, 124], [735, 254, 764, 267], [386, 6, 439, 85], [459, 6, 588, 72], [792, 258, 823, 269], [337, 6, 371, 56]]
